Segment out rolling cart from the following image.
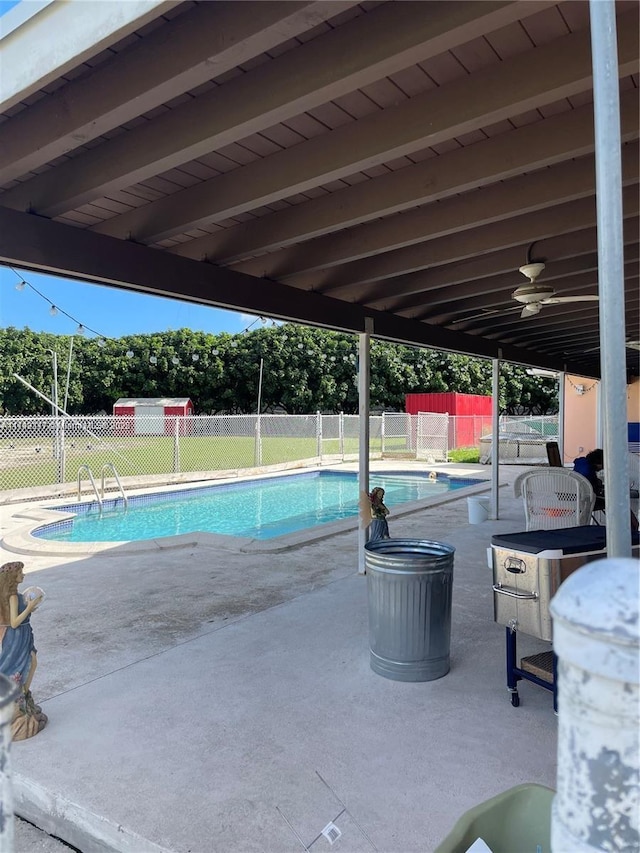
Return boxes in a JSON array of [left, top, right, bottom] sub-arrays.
[[489, 526, 639, 707]]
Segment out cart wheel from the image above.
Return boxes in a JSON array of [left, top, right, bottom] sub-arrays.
[[511, 692, 520, 707]]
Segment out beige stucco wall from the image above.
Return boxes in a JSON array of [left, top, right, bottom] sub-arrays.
[[563, 375, 600, 464], [563, 374, 640, 464]]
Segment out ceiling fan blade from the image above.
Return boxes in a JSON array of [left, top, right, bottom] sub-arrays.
[[582, 341, 640, 353], [541, 295, 599, 305], [451, 306, 520, 324]]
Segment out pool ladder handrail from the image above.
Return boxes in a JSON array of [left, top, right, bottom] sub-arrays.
[[100, 463, 128, 509], [77, 464, 103, 513]]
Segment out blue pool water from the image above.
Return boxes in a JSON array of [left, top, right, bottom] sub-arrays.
[[36, 471, 483, 543]]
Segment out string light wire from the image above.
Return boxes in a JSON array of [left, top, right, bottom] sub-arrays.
[[9, 267, 280, 352], [9, 266, 106, 339]]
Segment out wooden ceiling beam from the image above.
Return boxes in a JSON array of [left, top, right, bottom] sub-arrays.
[[87, 9, 639, 243], [379, 222, 640, 313], [304, 185, 639, 296], [467, 286, 639, 338], [526, 325, 640, 355], [416, 252, 640, 323], [0, 2, 345, 186], [432, 275, 605, 326], [0, 0, 523, 216], [177, 91, 639, 267], [243, 142, 638, 281], [493, 293, 640, 344]]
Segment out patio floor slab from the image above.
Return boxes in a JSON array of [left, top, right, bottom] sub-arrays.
[[1, 464, 557, 853]]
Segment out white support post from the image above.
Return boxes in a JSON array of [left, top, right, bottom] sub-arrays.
[[0, 676, 18, 853], [590, 0, 632, 557], [358, 321, 372, 575], [491, 357, 500, 520], [558, 370, 566, 463], [551, 558, 639, 852]]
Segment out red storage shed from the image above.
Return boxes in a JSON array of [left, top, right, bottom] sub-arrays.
[[113, 397, 194, 436], [405, 393, 492, 448]]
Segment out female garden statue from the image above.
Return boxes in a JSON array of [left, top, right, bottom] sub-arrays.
[[368, 487, 390, 541], [0, 561, 47, 740]]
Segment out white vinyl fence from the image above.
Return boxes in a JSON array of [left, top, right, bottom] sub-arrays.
[[0, 412, 557, 493]]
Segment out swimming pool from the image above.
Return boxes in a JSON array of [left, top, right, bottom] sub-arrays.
[[34, 471, 484, 544]]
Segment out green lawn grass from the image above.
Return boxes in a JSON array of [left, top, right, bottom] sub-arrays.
[[1, 434, 397, 490]]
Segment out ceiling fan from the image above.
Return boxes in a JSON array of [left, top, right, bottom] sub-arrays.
[[512, 257, 599, 318]]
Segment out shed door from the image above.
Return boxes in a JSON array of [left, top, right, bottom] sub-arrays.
[[134, 405, 164, 435]]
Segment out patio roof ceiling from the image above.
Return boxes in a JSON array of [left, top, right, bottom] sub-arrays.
[[1, 0, 638, 378]]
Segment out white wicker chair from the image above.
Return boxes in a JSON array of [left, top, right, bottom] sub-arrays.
[[513, 469, 596, 531]]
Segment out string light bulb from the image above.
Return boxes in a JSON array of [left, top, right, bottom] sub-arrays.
[[9, 267, 106, 340]]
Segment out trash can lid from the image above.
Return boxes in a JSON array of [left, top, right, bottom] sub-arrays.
[[491, 526, 611, 555], [364, 537, 455, 556]]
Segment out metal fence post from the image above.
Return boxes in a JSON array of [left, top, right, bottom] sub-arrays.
[[173, 416, 180, 473], [316, 411, 322, 458], [0, 675, 19, 852], [339, 411, 344, 458], [255, 414, 262, 466], [57, 417, 65, 484]]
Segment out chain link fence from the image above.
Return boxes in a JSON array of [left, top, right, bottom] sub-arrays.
[[0, 412, 558, 495]]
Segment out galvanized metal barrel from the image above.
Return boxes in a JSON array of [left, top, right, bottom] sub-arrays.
[[365, 538, 455, 682]]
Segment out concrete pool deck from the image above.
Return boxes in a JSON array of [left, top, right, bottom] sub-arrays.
[[0, 462, 558, 852]]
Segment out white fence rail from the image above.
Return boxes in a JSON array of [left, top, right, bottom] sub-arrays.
[[0, 412, 558, 493]]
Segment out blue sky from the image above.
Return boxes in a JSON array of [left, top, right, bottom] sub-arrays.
[[0, 0, 20, 14], [0, 265, 260, 339]]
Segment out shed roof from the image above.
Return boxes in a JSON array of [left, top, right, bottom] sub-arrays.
[[114, 398, 192, 408]]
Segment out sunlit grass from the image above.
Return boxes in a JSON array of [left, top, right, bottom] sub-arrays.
[[0, 434, 408, 490]]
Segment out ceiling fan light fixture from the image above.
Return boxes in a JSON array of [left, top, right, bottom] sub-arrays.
[[521, 303, 542, 317], [518, 262, 546, 283]]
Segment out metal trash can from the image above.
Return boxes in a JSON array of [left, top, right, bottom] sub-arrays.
[[365, 538, 455, 682]]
